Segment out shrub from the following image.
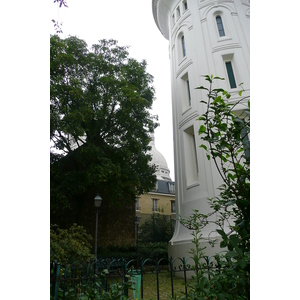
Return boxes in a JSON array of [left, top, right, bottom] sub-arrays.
[[50, 223, 94, 263], [139, 213, 173, 244], [97, 244, 137, 259], [139, 242, 168, 260]]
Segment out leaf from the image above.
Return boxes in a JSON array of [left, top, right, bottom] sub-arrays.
[[199, 144, 207, 151], [220, 240, 227, 248], [220, 155, 227, 163], [213, 76, 225, 80], [238, 258, 247, 269], [195, 86, 209, 91], [206, 154, 211, 160], [216, 229, 228, 241], [235, 245, 243, 256], [219, 123, 227, 131], [212, 96, 222, 104], [199, 125, 206, 135], [212, 88, 225, 94]]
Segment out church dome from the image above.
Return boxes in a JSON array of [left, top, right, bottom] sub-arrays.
[[148, 133, 172, 181]]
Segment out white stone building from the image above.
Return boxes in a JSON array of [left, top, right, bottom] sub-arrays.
[[152, 0, 250, 258]]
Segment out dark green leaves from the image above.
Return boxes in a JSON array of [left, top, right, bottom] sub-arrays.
[[51, 36, 158, 222]]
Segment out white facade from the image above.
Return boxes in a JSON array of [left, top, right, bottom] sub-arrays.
[[152, 0, 250, 258]]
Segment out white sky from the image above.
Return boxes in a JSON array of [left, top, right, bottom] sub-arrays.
[[50, 0, 175, 180]]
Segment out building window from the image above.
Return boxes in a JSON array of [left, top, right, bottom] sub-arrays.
[[241, 122, 250, 160], [216, 16, 225, 37], [181, 72, 191, 112], [181, 35, 186, 57], [168, 182, 175, 194], [172, 13, 175, 26], [171, 200, 176, 213], [176, 6, 181, 20], [225, 61, 237, 89], [187, 79, 191, 106], [135, 198, 140, 211], [184, 126, 199, 186], [183, 0, 188, 10], [152, 199, 158, 212]]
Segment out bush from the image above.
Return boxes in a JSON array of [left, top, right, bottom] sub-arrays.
[[97, 242, 168, 261], [50, 223, 94, 263], [139, 242, 168, 261], [139, 213, 173, 244], [97, 244, 137, 259]]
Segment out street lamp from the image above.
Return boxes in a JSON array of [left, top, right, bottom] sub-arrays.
[[94, 193, 102, 260], [135, 216, 140, 267]]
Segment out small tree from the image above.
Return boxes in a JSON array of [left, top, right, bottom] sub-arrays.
[[181, 75, 250, 299], [139, 212, 173, 244], [138, 210, 174, 259], [50, 223, 94, 263]]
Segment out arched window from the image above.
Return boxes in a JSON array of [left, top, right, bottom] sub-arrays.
[[181, 35, 186, 57], [181, 72, 191, 111], [216, 16, 225, 37], [183, 0, 188, 10]]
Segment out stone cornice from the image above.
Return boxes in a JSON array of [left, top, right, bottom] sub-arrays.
[[152, 0, 162, 36]]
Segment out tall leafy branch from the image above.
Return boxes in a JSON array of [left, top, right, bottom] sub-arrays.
[[181, 75, 250, 299]]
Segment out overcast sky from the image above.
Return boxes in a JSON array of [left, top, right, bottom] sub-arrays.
[[50, 0, 175, 180]]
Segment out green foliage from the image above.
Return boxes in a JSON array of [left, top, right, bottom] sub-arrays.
[[97, 244, 137, 259], [139, 242, 169, 260], [139, 213, 173, 244], [50, 223, 94, 263], [180, 211, 208, 288], [52, 269, 132, 300], [97, 242, 168, 260], [180, 75, 250, 299], [50, 35, 158, 222]]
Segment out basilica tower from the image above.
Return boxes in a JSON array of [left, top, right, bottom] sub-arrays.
[[152, 0, 250, 258]]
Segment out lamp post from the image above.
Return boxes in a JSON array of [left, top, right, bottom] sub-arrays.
[[94, 194, 102, 260], [135, 216, 140, 268]]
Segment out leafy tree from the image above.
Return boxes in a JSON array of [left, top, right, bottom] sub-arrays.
[[181, 75, 250, 299], [50, 36, 158, 224], [139, 212, 173, 244]]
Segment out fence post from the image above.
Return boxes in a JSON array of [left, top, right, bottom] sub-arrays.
[[169, 257, 174, 299], [124, 261, 129, 297], [183, 257, 188, 298], [141, 259, 144, 299], [156, 260, 159, 300], [53, 261, 60, 300]]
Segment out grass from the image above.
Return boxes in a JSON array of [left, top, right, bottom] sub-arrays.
[[128, 272, 191, 300]]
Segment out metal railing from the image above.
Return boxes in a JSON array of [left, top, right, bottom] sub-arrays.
[[50, 256, 222, 300]]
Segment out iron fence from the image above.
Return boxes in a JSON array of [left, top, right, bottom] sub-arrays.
[[50, 256, 223, 300]]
